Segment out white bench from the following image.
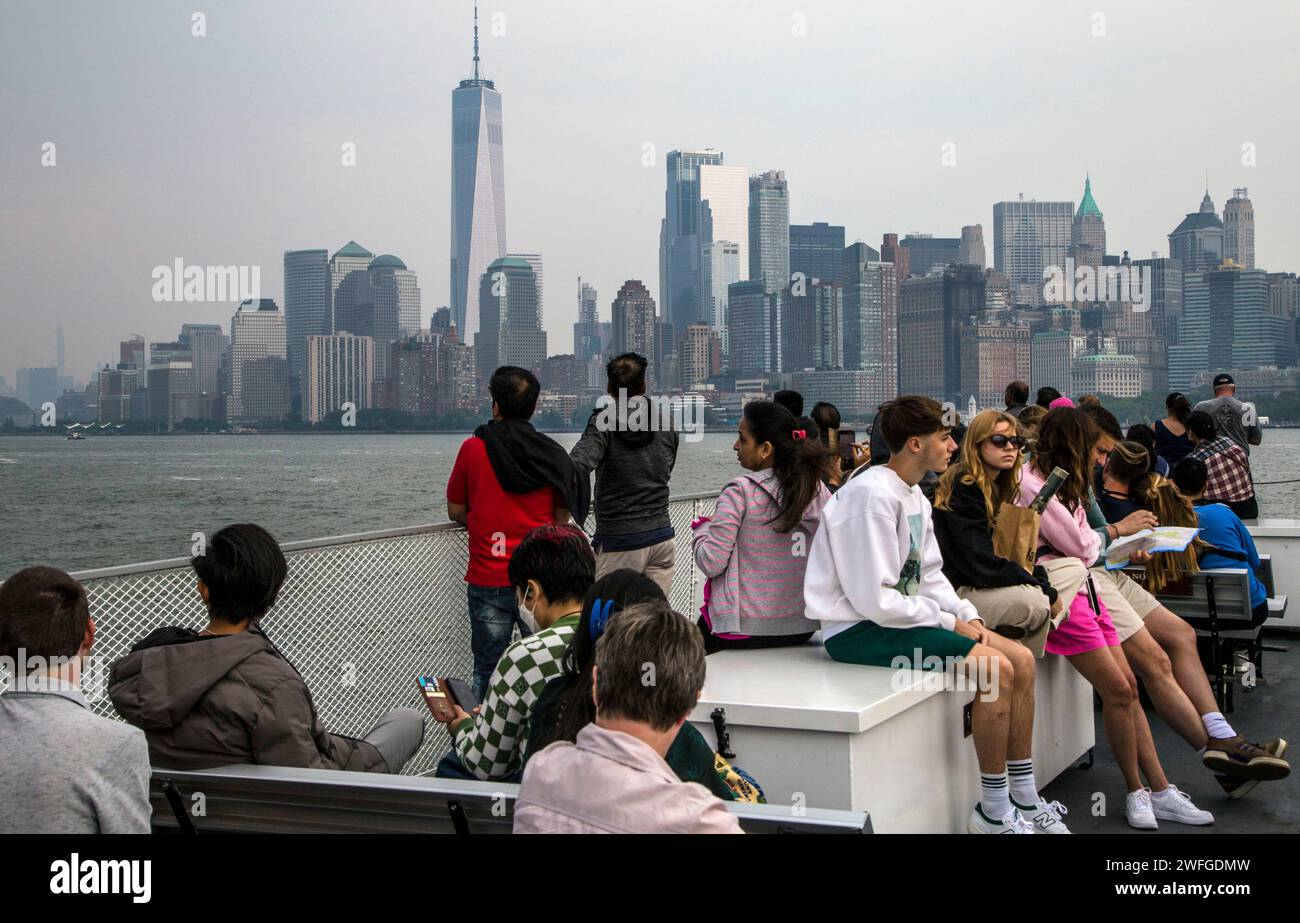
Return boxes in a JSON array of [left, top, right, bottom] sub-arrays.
[[688, 642, 1094, 834]]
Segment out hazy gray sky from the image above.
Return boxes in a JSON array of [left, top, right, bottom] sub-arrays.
[[2, 0, 1297, 387]]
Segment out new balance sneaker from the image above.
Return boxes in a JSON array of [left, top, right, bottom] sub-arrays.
[[1126, 789, 1158, 829], [1149, 785, 1214, 826], [968, 803, 1034, 834], [1011, 797, 1071, 834], [1203, 736, 1291, 781], [1216, 738, 1288, 800]]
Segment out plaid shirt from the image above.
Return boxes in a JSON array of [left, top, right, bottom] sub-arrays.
[[1189, 437, 1254, 503], [452, 614, 578, 780]]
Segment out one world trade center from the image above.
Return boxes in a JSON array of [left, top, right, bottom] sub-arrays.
[[450, 4, 506, 346]]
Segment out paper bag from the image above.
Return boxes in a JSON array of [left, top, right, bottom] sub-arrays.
[[993, 504, 1040, 574]]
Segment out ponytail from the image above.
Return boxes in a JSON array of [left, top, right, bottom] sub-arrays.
[[743, 401, 836, 533], [1139, 477, 1202, 591]]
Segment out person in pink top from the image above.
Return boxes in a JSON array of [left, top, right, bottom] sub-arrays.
[[691, 400, 836, 653], [514, 601, 743, 834], [1021, 406, 1213, 830]]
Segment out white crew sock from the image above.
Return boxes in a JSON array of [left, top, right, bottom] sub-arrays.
[[1007, 758, 1039, 807], [1202, 711, 1237, 742], [980, 772, 1011, 820]]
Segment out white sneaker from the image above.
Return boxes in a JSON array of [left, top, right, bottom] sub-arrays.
[[1126, 788, 1158, 829], [1149, 785, 1215, 826], [1012, 797, 1071, 833], [968, 803, 1034, 834]]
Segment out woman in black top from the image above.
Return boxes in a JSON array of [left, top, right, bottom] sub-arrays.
[[1154, 392, 1195, 467]]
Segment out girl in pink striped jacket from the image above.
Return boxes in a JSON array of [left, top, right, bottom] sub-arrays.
[[692, 400, 836, 653]]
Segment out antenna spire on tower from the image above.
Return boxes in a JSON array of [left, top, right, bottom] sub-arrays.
[[473, 2, 480, 80]]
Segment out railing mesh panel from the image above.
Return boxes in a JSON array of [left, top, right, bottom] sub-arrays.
[[29, 497, 716, 777]]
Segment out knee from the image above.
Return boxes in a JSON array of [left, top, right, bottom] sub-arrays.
[[1147, 646, 1174, 679], [1008, 645, 1035, 685], [1100, 676, 1135, 710], [1167, 614, 1197, 653], [992, 653, 1015, 693]]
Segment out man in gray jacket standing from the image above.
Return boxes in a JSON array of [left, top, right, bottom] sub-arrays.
[[0, 566, 151, 834], [571, 353, 680, 596]]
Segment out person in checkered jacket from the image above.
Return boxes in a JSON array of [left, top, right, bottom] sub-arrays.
[[1186, 410, 1258, 521], [432, 523, 595, 781]]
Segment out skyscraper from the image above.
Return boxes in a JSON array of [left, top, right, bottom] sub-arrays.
[[119, 335, 145, 370], [841, 244, 897, 399], [1168, 189, 1224, 273], [781, 281, 842, 372], [228, 299, 287, 422], [898, 265, 985, 402], [180, 323, 223, 395], [698, 163, 749, 301], [329, 241, 375, 334], [283, 249, 331, 392], [305, 333, 375, 423], [993, 196, 1073, 305], [450, 5, 507, 342], [881, 233, 910, 283], [726, 280, 780, 377], [1223, 188, 1255, 269], [659, 148, 723, 338], [901, 234, 961, 276], [1071, 175, 1106, 259], [611, 280, 656, 385], [749, 170, 789, 293], [789, 222, 845, 285], [958, 225, 986, 268], [573, 278, 602, 360], [475, 256, 546, 383], [701, 239, 741, 357], [1170, 265, 1296, 389], [353, 254, 422, 382], [961, 320, 1031, 408], [509, 253, 544, 322]]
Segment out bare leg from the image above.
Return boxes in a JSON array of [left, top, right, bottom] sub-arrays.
[[983, 632, 1036, 761], [1068, 647, 1142, 792], [1121, 623, 1207, 749], [961, 644, 1014, 774], [1108, 644, 1171, 792], [1144, 606, 1218, 740]]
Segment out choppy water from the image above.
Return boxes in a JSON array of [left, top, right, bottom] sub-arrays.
[[2, 429, 1299, 576]]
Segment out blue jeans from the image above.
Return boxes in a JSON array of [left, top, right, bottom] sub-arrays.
[[467, 583, 532, 701]]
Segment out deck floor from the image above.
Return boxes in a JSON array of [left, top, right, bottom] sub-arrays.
[[1040, 629, 1299, 834]]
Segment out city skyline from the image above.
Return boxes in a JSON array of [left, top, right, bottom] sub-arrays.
[[3, 0, 1299, 386]]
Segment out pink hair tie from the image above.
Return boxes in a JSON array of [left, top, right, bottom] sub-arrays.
[[792, 429, 807, 440], [1049, 396, 1075, 409]]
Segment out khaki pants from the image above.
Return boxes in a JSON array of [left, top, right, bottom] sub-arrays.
[[1089, 567, 1159, 643], [595, 538, 676, 599], [961, 557, 1089, 658]]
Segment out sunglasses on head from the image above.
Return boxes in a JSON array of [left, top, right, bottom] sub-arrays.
[[985, 434, 1027, 449]]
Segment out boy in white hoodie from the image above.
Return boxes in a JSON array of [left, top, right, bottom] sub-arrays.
[[805, 396, 1064, 834]]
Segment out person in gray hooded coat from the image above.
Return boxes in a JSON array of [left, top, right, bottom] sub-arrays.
[[109, 523, 423, 773]]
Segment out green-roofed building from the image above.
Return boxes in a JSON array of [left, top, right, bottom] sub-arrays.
[[1071, 174, 1106, 261]]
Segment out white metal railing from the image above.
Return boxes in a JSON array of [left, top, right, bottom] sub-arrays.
[[63, 493, 719, 776]]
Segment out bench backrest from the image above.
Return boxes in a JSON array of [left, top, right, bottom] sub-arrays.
[[1122, 566, 1254, 623], [150, 765, 871, 834]]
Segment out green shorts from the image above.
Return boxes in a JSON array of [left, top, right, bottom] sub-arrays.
[[824, 620, 977, 669]]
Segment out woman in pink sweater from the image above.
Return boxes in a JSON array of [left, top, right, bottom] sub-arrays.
[[1020, 406, 1212, 830], [692, 400, 836, 653]]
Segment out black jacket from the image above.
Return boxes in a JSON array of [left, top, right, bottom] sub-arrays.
[[932, 477, 1057, 602], [569, 397, 679, 537]]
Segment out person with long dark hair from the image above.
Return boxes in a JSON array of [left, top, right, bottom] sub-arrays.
[[692, 400, 836, 652], [525, 569, 763, 802], [1023, 409, 1214, 829], [1154, 392, 1195, 468]]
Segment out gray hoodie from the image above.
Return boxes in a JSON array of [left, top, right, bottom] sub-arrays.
[[570, 396, 680, 541], [108, 626, 388, 773]]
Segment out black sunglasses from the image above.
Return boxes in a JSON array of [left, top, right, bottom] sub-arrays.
[[985, 434, 1027, 449]]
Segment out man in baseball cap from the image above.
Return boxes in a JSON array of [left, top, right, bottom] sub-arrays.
[[1194, 372, 1262, 455]]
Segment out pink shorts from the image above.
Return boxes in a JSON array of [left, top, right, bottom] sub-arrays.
[[1044, 582, 1119, 656]]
